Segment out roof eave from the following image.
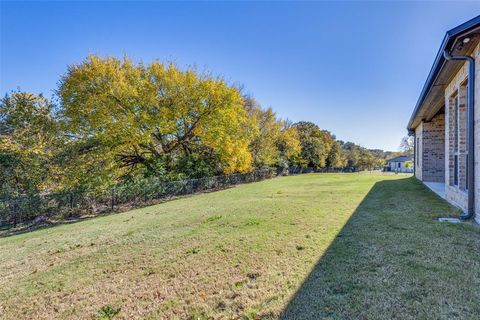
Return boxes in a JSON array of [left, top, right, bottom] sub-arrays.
[[407, 15, 480, 131], [407, 34, 450, 131]]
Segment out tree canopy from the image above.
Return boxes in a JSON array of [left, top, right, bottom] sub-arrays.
[[0, 55, 388, 195], [0, 92, 61, 196]]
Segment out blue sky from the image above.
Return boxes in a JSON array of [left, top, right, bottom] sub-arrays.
[[1, 1, 480, 150]]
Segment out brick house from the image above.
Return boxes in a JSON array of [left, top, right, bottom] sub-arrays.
[[407, 15, 480, 222]]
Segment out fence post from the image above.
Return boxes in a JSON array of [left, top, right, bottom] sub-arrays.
[[12, 199, 17, 228], [111, 188, 115, 210]]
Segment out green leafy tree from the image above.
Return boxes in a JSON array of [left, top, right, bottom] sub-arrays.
[[341, 141, 385, 170], [326, 141, 346, 167], [399, 136, 414, 154], [245, 98, 282, 168], [341, 141, 359, 168], [0, 92, 61, 195], [293, 121, 326, 168]]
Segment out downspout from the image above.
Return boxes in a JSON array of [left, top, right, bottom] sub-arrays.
[[443, 49, 475, 220]]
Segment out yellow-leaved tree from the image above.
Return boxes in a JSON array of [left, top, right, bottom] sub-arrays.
[[278, 122, 301, 164], [58, 55, 254, 190]]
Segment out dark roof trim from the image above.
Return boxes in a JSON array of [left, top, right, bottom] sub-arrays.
[[407, 15, 480, 131], [387, 155, 413, 163]]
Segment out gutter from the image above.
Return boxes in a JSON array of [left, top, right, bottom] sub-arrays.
[[443, 49, 475, 220], [407, 15, 480, 130]]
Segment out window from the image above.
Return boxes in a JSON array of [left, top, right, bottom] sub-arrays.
[[398, 162, 401, 168]]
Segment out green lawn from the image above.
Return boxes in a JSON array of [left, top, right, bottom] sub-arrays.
[[0, 173, 479, 319]]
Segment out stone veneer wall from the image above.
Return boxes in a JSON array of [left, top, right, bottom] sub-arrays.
[[445, 185, 468, 212], [422, 113, 445, 182]]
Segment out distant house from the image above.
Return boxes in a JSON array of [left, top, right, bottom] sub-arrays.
[[407, 15, 480, 222], [386, 155, 413, 173]]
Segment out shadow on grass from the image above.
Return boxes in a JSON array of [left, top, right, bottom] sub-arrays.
[[279, 177, 479, 320]]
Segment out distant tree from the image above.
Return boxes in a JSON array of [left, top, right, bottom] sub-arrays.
[[246, 101, 282, 168], [244, 97, 301, 169], [368, 149, 386, 158], [326, 141, 346, 167], [341, 141, 385, 170], [277, 121, 301, 166], [321, 130, 335, 166], [399, 136, 414, 154], [342, 142, 360, 168], [293, 121, 326, 168]]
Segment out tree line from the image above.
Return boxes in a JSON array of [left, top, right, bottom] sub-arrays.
[[0, 56, 388, 197]]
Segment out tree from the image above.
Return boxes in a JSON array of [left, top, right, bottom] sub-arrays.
[[0, 92, 61, 195], [293, 121, 326, 168], [399, 136, 414, 154], [326, 141, 346, 167], [341, 141, 385, 170], [1, 55, 394, 196], [342, 141, 359, 168], [278, 121, 301, 166], [245, 98, 282, 168], [58, 55, 255, 189], [244, 98, 302, 169]]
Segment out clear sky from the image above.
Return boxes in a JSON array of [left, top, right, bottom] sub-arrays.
[[1, 1, 480, 151]]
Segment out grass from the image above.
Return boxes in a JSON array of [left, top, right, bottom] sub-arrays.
[[0, 173, 478, 319]]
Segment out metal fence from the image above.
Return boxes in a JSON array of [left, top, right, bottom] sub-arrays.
[[383, 167, 414, 173], [0, 169, 278, 228], [0, 166, 354, 229]]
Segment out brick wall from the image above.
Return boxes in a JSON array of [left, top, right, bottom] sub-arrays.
[[413, 41, 480, 222], [422, 113, 445, 182], [443, 41, 480, 222], [447, 95, 456, 186], [446, 89, 467, 188], [415, 123, 423, 180], [458, 84, 468, 190], [473, 42, 480, 223]]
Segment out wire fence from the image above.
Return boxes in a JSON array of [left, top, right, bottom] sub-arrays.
[[0, 166, 353, 229]]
